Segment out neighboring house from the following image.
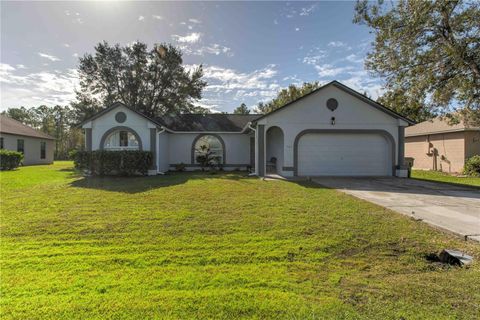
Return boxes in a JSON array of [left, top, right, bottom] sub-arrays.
[[0, 115, 55, 165], [405, 117, 480, 173], [79, 80, 414, 177]]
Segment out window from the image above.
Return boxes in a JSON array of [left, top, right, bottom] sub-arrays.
[[0, 137, 3, 149], [40, 141, 46, 159], [17, 139, 24, 154], [194, 135, 224, 164], [104, 130, 139, 150]]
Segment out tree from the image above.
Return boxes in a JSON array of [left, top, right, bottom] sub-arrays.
[[233, 103, 250, 114], [75, 41, 208, 121], [377, 89, 434, 123], [255, 82, 321, 114], [354, 0, 480, 125]]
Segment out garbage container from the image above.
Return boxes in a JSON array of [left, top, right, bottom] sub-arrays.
[[405, 157, 414, 178]]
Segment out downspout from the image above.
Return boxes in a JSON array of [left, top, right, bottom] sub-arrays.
[[157, 126, 166, 175], [247, 122, 257, 177]]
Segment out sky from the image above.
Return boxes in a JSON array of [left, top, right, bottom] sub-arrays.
[[0, 1, 382, 113]]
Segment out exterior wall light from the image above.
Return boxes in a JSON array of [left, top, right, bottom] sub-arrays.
[[331, 117, 336, 125]]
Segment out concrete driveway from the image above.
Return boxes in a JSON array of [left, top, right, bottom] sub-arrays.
[[313, 177, 480, 242]]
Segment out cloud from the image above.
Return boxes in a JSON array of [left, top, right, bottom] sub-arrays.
[[171, 32, 202, 43], [300, 4, 318, 16], [345, 53, 363, 64], [188, 18, 201, 24], [328, 41, 347, 48], [152, 15, 163, 20], [273, 19, 278, 25], [138, 15, 145, 21], [63, 43, 70, 48], [295, 27, 300, 31], [16, 64, 27, 69], [302, 48, 327, 65], [0, 64, 79, 107], [193, 44, 233, 57], [38, 52, 61, 62], [313, 64, 354, 78]]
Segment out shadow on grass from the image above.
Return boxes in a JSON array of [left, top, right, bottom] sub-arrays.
[[411, 177, 480, 191], [69, 171, 256, 194]]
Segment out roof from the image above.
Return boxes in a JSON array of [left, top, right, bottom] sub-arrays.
[[0, 115, 55, 140], [79, 101, 260, 132], [406, 117, 480, 137], [156, 114, 261, 132], [252, 80, 415, 125]]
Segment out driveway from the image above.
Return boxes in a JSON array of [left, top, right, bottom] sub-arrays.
[[313, 177, 480, 242]]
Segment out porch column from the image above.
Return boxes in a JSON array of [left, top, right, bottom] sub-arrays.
[[85, 128, 92, 151], [257, 124, 265, 177], [398, 126, 406, 168], [150, 128, 157, 170]]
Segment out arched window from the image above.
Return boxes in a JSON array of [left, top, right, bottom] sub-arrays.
[[103, 130, 139, 150], [193, 135, 224, 164]]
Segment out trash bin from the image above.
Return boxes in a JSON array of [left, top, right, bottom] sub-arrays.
[[405, 157, 414, 178]]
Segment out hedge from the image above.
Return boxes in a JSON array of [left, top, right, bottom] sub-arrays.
[[464, 155, 480, 177], [72, 150, 153, 176], [0, 150, 23, 170]]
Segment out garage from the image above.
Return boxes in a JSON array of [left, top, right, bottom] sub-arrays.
[[297, 132, 392, 176]]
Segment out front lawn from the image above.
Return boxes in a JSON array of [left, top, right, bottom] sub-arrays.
[[1, 162, 479, 319], [412, 169, 480, 188]]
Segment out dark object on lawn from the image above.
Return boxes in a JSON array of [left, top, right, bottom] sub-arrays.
[[439, 249, 473, 266]]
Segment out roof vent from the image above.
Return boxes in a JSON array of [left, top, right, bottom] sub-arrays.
[[326, 98, 338, 111]]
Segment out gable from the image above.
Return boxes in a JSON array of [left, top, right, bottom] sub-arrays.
[[255, 81, 413, 126], [81, 103, 158, 129]]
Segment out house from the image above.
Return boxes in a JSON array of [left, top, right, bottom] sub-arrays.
[[405, 117, 480, 173], [79, 80, 414, 177], [0, 115, 55, 165]]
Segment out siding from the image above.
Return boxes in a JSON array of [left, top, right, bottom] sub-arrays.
[[405, 132, 466, 173], [0, 133, 54, 165], [465, 131, 480, 160]]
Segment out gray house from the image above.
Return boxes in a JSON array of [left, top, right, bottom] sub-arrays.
[[0, 115, 54, 165], [80, 81, 414, 177]]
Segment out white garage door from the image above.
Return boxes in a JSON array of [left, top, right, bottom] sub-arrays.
[[297, 133, 391, 176]]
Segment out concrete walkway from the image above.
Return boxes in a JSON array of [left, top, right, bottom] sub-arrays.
[[313, 177, 480, 242]]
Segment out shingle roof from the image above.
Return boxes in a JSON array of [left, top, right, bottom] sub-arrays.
[[0, 115, 55, 140], [405, 117, 480, 137], [156, 114, 261, 132]]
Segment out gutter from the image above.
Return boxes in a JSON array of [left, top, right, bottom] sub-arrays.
[[157, 126, 166, 175], [247, 122, 258, 177]]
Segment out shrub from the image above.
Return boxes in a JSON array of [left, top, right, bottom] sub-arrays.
[[73, 150, 153, 176], [463, 155, 480, 177], [0, 150, 23, 170]]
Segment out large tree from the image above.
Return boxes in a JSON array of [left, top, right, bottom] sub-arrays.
[[354, 0, 480, 125], [256, 82, 321, 114], [233, 103, 250, 114], [75, 41, 207, 121]]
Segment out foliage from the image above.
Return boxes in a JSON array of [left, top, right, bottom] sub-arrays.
[[1, 163, 479, 319], [412, 169, 480, 187], [0, 150, 23, 170], [73, 150, 153, 176], [463, 155, 480, 177], [75, 41, 208, 121], [233, 103, 251, 114], [256, 82, 321, 114], [195, 144, 221, 170], [2, 105, 83, 160], [354, 0, 480, 125], [377, 88, 434, 123]]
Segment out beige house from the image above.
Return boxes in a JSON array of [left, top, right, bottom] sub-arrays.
[[0, 115, 54, 165], [405, 118, 480, 173]]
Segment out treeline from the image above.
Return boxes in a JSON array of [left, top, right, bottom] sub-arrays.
[[2, 106, 83, 160]]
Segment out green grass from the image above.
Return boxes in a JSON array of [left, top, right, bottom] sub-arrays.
[[1, 162, 479, 319], [412, 170, 480, 188]]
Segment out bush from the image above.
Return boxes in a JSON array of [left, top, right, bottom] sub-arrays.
[[464, 155, 480, 177], [0, 150, 23, 170], [73, 150, 153, 176]]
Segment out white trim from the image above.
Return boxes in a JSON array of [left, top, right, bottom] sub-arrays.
[[405, 128, 480, 137]]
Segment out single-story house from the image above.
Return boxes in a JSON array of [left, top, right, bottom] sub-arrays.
[[79, 80, 414, 177], [0, 115, 55, 165], [405, 117, 480, 173]]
